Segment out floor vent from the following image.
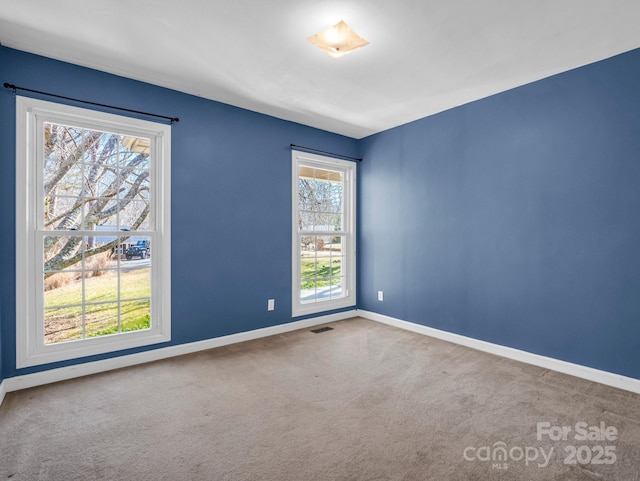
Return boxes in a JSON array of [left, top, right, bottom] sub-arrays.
[[311, 326, 334, 334]]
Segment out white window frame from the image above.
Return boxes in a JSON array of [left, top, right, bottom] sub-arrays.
[[16, 97, 171, 368], [292, 150, 356, 317]]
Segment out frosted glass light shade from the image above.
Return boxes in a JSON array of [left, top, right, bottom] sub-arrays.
[[307, 20, 369, 59]]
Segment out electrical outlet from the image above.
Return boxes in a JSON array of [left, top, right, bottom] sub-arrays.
[[268, 299, 275, 311], [377, 291, 384, 301]]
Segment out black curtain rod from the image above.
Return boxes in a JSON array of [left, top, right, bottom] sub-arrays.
[[3, 82, 179, 124], [291, 144, 362, 162]]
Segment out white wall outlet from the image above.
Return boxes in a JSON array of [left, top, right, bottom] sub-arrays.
[[268, 299, 275, 311], [377, 291, 384, 301]]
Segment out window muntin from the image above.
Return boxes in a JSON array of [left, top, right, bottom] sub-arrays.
[[16, 97, 171, 368], [41, 123, 152, 345], [300, 235, 345, 302], [292, 152, 355, 316]]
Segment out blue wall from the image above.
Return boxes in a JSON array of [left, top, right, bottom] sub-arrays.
[[359, 48, 640, 379], [3, 43, 640, 383], [0, 46, 359, 378]]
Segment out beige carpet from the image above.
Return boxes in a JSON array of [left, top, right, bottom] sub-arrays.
[[1, 317, 639, 480]]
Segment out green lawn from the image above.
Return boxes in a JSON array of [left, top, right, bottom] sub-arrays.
[[301, 255, 342, 289], [44, 268, 151, 344]]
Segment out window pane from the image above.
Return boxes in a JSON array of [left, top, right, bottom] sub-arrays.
[[313, 236, 332, 256], [110, 236, 132, 261], [80, 131, 114, 165], [46, 162, 83, 197], [43, 271, 78, 300], [94, 164, 119, 194], [329, 180, 343, 213], [298, 211, 314, 231], [299, 235, 344, 301], [85, 302, 119, 338], [44, 236, 85, 316], [329, 236, 343, 251], [84, 269, 119, 304], [44, 196, 81, 230], [43, 123, 84, 172], [120, 200, 150, 231], [330, 256, 343, 277], [93, 198, 120, 229], [43, 273, 83, 309], [314, 213, 333, 232], [44, 235, 84, 272], [82, 198, 106, 230], [301, 262, 316, 281], [120, 299, 151, 333], [328, 213, 342, 231], [121, 267, 151, 300], [120, 165, 150, 191], [123, 236, 151, 261], [120, 135, 151, 166], [45, 307, 83, 344], [314, 168, 330, 181]]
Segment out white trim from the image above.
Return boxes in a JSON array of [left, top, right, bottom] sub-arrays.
[[357, 310, 640, 395], [15, 96, 171, 368], [292, 150, 357, 317], [4, 310, 357, 393], [0, 380, 6, 408]]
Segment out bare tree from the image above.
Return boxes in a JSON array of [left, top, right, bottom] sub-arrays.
[[43, 123, 150, 277], [298, 169, 343, 232]]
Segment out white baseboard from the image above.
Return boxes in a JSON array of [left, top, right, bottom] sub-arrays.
[[3, 310, 356, 396], [357, 309, 640, 395], [6, 307, 636, 404]]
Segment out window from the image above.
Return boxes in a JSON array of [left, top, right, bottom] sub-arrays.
[[292, 150, 356, 317], [16, 97, 171, 368]]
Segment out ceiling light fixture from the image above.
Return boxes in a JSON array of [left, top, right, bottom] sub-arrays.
[[307, 20, 369, 59]]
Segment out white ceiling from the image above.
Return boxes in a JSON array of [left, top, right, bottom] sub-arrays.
[[1, 0, 640, 139]]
